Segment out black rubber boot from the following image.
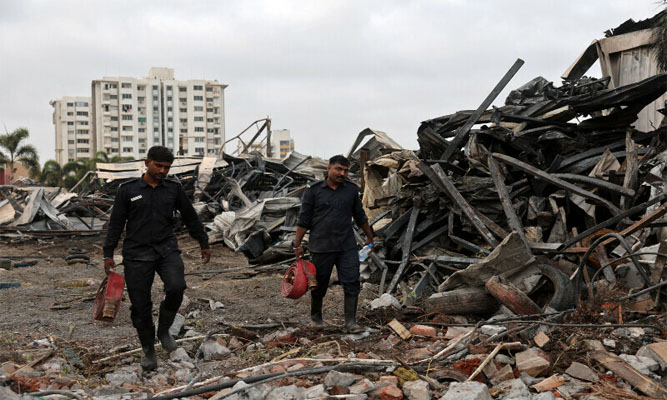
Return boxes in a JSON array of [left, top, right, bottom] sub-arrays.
[[137, 327, 157, 371], [157, 302, 178, 352], [343, 294, 363, 333], [310, 295, 327, 328]]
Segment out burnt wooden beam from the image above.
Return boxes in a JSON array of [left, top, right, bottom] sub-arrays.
[[440, 58, 524, 161], [492, 153, 623, 216], [378, 208, 412, 239], [449, 234, 492, 256], [411, 224, 449, 253], [551, 173, 635, 198], [488, 155, 530, 252], [418, 162, 499, 247], [386, 207, 420, 294], [559, 194, 666, 250]]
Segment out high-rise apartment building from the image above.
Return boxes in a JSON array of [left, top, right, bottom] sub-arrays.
[[51, 67, 227, 165], [91, 67, 226, 160], [270, 129, 295, 159], [50, 97, 93, 165]]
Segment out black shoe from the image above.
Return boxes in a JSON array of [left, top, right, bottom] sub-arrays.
[[157, 303, 178, 352], [310, 295, 327, 328], [137, 328, 157, 371], [343, 294, 363, 333]]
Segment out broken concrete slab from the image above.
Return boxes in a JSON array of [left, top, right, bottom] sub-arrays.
[[402, 379, 430, 400], [565, 362, 599, 383], [442, 381, 492, 400], [515, 348, 550, 377], [636, 341, 667, 370]]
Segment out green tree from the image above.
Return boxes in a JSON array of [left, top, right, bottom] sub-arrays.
[[0, 128, 39, 182], [61, 153, 135, 188], [40, 160, 63, 187]]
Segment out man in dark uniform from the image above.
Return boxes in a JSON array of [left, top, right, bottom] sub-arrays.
[[293, 155, 374, 332], [103, 146, 211, 370]]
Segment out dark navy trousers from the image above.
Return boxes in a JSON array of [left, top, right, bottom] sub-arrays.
[[311, 249, 360, 298], [123, 251, 186, 331]]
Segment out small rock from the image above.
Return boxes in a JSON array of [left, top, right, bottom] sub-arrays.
[[619, 354, 659, 375], [442, 381, 491, 400], [170, 347, 193, 363], [184, 329, 201, 338], [479, 325, 506, 336], [265, 384, 304, 399], [226, 380, 265, 400], [565, 362, 599, 383], [168, 313, 185, 337], [303, 383, 326, 399], [493, 378, 530, 400], [181, 361, 195, 369], [533, 393, 556, 400], [603, 339, 616, 349], [200, 339, 231, 360], [402, 379, 430, 400], [494, 354, 514, 365], [410, 325, 437, 337], [405, 347, 431, 363], [556, 376, 590, 398], [287, 363, 305, 372], [174, 368, 191, 381], [179, 295, 190, 311], [371, 293, 402, 310], [379, 384, 404, 400], [380, 375, 399, 385], [0, 362, 17, 374], [105, 366, 140, 385], [324, 370, 359, 387], [490, 365, 514, 385], [445, 326, 474, 340], [350, 378, 375, 394], [636, 342, 667, 370], [0, 387, 20, 400], [515, 348, 550, 377]]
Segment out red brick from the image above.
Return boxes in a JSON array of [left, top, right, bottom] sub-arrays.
[[379, 385, 403, 400], [379, 376, 399, 385], [410, 324, 437, 337]]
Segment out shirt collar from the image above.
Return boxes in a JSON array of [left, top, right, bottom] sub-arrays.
[[140, 174, 165, 188]]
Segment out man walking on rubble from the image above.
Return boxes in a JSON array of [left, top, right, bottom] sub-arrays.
[[103, 146, 211, 371], [293, 155, 374, 333]]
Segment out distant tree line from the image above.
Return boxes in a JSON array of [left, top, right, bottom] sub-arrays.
[[0, 128, 133, 188]]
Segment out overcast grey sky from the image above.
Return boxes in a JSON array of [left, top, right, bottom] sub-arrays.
[[0, 0, 662, 163]]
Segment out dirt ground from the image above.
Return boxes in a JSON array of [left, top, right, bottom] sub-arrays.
[[0, 234, 369, 376]]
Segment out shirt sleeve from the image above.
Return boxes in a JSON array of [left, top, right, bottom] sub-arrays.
[[175, 185, 210, 249], [296, 186, 314, 229], [103, 184, 129, 258], [352, 189, 368, 227]]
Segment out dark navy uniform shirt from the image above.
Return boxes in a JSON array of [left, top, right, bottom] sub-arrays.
[[103, 176, 209, 261], [296, 180, 368, 253]]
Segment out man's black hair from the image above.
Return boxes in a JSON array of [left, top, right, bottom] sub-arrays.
[[329, 155, 350, 166], [147, 146, 175, 163]]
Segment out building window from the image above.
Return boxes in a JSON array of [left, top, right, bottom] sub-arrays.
[[152, 85, 158, 90], [206, 87, 213, 92], [109, 83, 117, 89], [122, 147, 133, 152], [110, 95, 118, 100], [138, 128, 145, 133], [137, 85, 145, 91], [111, 127, 118, 132], [111, 116, 118, 121], [78, 121, 89, 126], [153, 96, 158, 101], [194, 137, 205, 143], [75, 101, 88, 107], [168, 128, 173, 133], [179, 108, 186, 113], [68, 130, 75, 135], [121, 82, 132, 89], [207, 118, 214, 123], [180, 119, 187, 123], [122, 93, 132, 99], [194, 106, 203, 111], [194, 116, 204, 122], [193, 95, 203, 101], [138, 117, 146, 123], [193, 85, 203, 90], [138, 97, 145, 103], [67, 122, 74, 126], [139, 148, 146, 154], [122, 115, 133, 120], [167, 106, 172, 112], [76, 129, 88, 135], [195, 147, 205, 154], [66, 102, 74, 107], [77, 139, 89, 144], [111, 138, 120, 143], [77, 148, 88, 153], [122, 126, 132, 131], [67, 111, 73, 116], [68, 140, 74, 145], [207, 108, 213, 113], [179, 87, 186, 92], [76, 111, 88, 116], [111, 148, 119, 153], [138, 138, 146, 143], [122, 104, 132, 112], [167, 96, 172, 101], [194, 127, 204, 132], [122, 136, 132, 142], [153, 106, 159, 112], [180, 129, 187, 133], [167, 117, 173, 122]]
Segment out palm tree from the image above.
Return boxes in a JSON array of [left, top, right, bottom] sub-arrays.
[[0, 128, 39, 183], [62, 158, 91, 188], [41, 160, 63, 187]]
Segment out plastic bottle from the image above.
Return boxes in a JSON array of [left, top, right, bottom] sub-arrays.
[[358, 243, 373, 262]]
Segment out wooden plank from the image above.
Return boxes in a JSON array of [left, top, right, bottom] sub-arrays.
[[587, 340, 667, 398], [411, 224, 448, 253], [493, 153, 622, 215], [418, 162, 499, 247], [650, 240, 667, 286], [488, 155, 530, 251], [386, 208, 419, 294], [450, 235, 492, 256], [388, 319, 412, 340], [477, 212, 509, 240], [378, 208, 412, 239], [440, 58, 524, 161]]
